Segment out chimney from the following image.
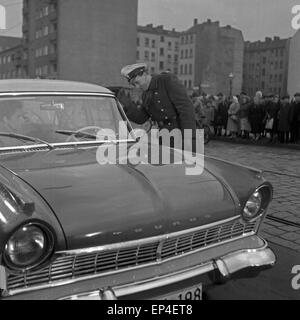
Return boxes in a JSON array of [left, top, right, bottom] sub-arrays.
[[265, 37, 272, 42], [157, 25, 163, 30], [146, 24, 153, 28], [274, 36, 280, 40], [207, 19, 211, 23], [226, 25, 231, 28], [194, 18, 198, 26]]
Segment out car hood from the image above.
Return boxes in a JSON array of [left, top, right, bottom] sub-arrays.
[[0, 145, 238, 250]]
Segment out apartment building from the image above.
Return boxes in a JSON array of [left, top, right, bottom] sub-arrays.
[[178, 19, 244, 95], [136, 24, 180, 75], [22, 0, 138, 86], [243, 37, 290, 97]]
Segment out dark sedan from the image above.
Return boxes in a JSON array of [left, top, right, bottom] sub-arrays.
[[0, 79, 275, 300]]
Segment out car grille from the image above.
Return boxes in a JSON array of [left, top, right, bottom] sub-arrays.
[[7, 218, 258, 292]]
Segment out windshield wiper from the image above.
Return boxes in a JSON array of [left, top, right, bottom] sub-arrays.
[[55, 130, 97, 140], [0, 132, 54, 150]]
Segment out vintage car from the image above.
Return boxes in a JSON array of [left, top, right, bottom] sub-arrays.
[[0, 79, 275, 300]]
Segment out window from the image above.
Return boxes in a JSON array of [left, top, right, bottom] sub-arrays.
[[190, 35, 193, 43], [136, 51, 140, 60], [275, 62, 278, 69], [43, 65, 48, 75], [151, 52, 155, 61], [159, 61, 164, 70], [190, 49, 193, 58], [167, 54, 171, 63], [180, 50, 184, 59], [185, 49, 188, 58], [181, 36, 184, 45], [145, 38, 149, 47], [175, 42, 179, 51], [44, 26, 49, 36], [280, 60, 283, 69], [188, 80, 192, 88], [279, 74, 282, 82], [43, 46, 48, 56], [144, 51, 149, 60], [151, 67, 155, 74], [189, 64, 192, 74], [184, 64, 187, 74], [152, 39, 155, 48], [184, 80, 187, 87], [160, 36, 165, 42], [44, 6, 49, 16], [180, 65, 183, 75], [7, 55, 11, 63], [137, 38, 140, 46], [262, 68, 265, 76], [274, 74, 278, 82], [168, 42, 172, 50], [160, 48, 164, 56], [174, 54, 178, 63]]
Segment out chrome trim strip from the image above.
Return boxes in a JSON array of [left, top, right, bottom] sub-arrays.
[[57, 216, 243, 255], [60, 240, 275, 300], [4, 229, 258, 296], [0, 92, 115, 97]]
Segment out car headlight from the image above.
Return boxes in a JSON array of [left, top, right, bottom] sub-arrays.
[[243, 191, 262, 220], [4, 223, 54, 271], [242, 185, 272, 221]]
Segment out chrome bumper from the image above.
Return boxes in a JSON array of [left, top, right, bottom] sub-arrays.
[[60, 241, 276, 300]]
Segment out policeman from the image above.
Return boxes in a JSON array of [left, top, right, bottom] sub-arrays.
[[121, 63, 196, 151]]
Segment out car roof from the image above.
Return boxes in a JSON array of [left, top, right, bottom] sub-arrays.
[[0, 79, 113, 94]]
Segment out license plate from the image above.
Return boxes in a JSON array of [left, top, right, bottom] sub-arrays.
[[158, 284, 203, 300]]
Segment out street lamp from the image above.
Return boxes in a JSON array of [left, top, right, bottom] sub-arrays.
[[229, 72, 234, 97]]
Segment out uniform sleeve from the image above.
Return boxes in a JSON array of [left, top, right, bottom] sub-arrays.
[[164, 75, 196, 130], [123, 102, 150, 125]]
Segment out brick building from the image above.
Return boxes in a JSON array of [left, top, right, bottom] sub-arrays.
[[243, 37, 290, 97], [22, 0, 138, 86]]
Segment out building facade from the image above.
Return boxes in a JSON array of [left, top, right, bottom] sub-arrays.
[[287, 30, 300, 95], [136, 24, 180, 75], [22, 0, 138, 86], [0, 44, 25, 79], [178, 19, 244, 95], [243, 37, 290, 97], [0, 36, 23, 79]]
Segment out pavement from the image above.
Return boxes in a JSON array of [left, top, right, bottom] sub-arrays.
[[204, 140, 300, 252]]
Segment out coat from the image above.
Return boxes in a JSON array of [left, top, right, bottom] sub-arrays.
[[248, 102, 265, 134], [227, 102, 240, 133], [214, 101, 228, 127], [278, 103, 292, 132], [125, 73, 196, 133]]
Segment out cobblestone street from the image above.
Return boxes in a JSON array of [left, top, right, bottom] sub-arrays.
[[205, 140, 300, 252]]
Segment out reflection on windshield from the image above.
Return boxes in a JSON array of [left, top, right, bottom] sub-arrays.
[[0, 96, 129, 147]]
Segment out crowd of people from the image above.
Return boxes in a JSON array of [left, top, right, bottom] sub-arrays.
[[191, 91, 300, 144]]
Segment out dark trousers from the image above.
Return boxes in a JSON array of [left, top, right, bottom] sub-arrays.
[[278, 131, 290, 143], [290, 122, 300, 143]]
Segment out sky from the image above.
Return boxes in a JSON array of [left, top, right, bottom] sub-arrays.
[[0, 0, 299, 41], [138, 0, 300, 41]]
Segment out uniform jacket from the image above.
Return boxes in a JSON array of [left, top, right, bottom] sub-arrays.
[[125, 73, 196, 132]]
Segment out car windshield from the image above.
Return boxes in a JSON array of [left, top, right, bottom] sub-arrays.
[[0, 95, 133, 148]]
